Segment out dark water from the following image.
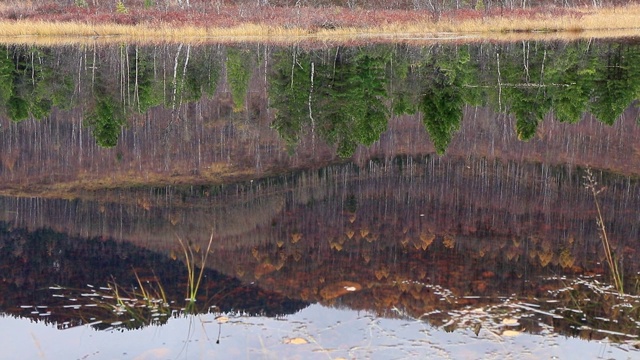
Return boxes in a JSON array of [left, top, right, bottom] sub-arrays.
[[1, 39, 640, 359]]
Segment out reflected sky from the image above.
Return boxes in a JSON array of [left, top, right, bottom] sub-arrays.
[[2, 304, 636, 360]]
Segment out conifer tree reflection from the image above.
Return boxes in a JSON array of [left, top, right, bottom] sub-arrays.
[[544, 44, 593, 124], [0, 47, 70, 122], [86, 68, 125, 148], [419, 47, 473, 154], [270, 47, 390, 158], [315, 50, 389, 158], [2, 41, 640, 155], [388, 46, 421, 116], [269, 47, 312, 152], [183, 47, 221, 102], [226, 48, 252, 112], [589, 43, 640, 126], [498, 43, 551, 141], [131, 47, 163, 113]]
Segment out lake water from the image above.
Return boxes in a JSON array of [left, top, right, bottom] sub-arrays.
[[1, 39, 640, 359]]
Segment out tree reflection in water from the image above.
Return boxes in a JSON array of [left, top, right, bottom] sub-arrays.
[[1, 39, 640, 355]]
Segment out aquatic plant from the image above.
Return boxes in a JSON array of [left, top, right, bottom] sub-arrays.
[[44, 277, 172, 331], [583, 167, 624, 293], [176, 232, 215, 308]]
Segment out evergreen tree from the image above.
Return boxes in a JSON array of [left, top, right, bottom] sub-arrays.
[[226, 48, 252, 113]]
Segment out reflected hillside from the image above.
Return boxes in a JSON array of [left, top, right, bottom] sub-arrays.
[[0, 224, 308, 330], [2, 155, 640, 338]]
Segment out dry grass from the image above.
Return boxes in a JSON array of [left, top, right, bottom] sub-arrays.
[[366, 5, 640, 39], [583, 168, 624, 293], [444, 5, 640, 33], [0, 22, 315, 45], [0, 162, 268, 201], [0, 5, 638, 45]]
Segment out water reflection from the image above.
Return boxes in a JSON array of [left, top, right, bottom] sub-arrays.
[[2, 157, 640, 340], [1, 41, 639, 155], [0, 224, 307, 331], [1, 39, 640, 357]]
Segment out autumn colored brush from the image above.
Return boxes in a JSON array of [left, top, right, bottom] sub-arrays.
[[0, 4, 638, 44]]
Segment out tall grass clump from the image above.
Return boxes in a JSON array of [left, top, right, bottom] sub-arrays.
[[583, 167, 623, 293], [176, 232, 214, 308]]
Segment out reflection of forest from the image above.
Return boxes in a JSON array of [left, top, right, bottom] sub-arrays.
[[1, 41, 640, 195], [2, 40, 640, 339]]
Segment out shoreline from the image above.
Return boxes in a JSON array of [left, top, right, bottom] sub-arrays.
[[0, 5, 639, 44]]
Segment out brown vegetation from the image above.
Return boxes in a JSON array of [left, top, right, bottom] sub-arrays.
[[0, 2, 639, 43]]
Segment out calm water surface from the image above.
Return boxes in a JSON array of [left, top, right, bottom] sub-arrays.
[[1, 39, 640, 359]]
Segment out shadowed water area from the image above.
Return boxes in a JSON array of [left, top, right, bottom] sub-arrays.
[[1, 39, 640, 359]]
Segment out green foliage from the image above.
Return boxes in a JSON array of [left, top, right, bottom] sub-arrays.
[[546, 45, 593, 123], [184, 51, 220, 102], [515, 112, 540, 141], [0, 50, 14, 106], [388, 48, 421, 116], [49, 74, 74, 111], [132, 51, 163, 113], [116, 0, 128, 14], [86, 97, 125, 148], [497, 44, 553, 141], [268, 41, 640, 157], [588, 44, 640, 126], [87, 58, 126, 148], [270, 47, 391, 158], [75, 0, 89, 7], [419, 47, 472, 155], [269, 49, 312, 151], [7, 96, 29, 122], [226, 48, 252, 112], [392, 92, 418, 115], [509, 87, 549, 141], [315, 50, 390, 158], [0, 47, 72, 120], [29, 98, 52, 120], [420, 73, 463, 154], [3, 41, 640, 158]]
